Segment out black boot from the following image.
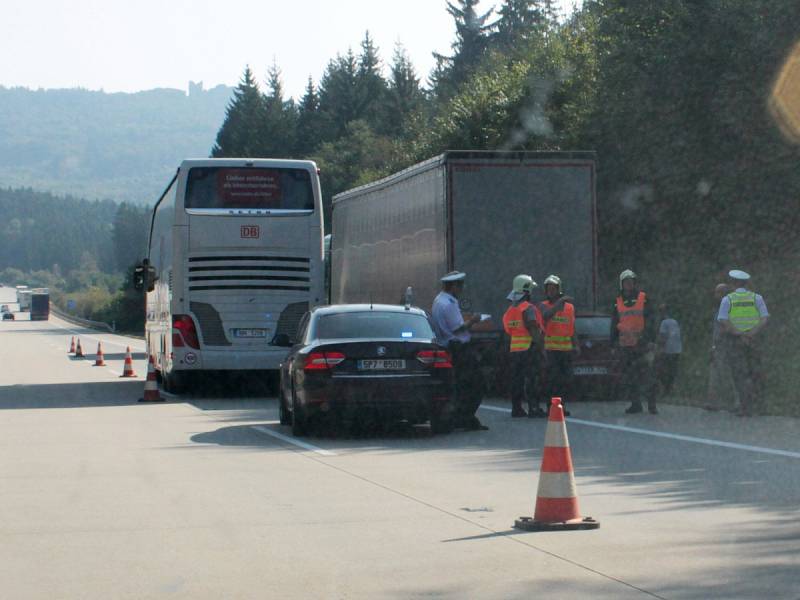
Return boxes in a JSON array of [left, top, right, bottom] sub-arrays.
[[625, 402, 643, 414], [511, 405, 528, 418]]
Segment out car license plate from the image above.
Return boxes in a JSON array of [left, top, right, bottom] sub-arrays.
[[232, 328, 267, 338], [573, 366, 608, 376], [357, 359, 406, 370]]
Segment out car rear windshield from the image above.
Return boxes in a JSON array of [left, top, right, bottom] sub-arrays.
[[185, 167, 314, 211], [314, 312, 434, 340], [576, 316, 611, 337]]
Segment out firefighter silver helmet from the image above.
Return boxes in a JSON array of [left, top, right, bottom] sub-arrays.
[[544, 274, 562, 295]]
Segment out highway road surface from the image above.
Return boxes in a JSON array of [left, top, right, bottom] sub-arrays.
[[0, 288, 798, 599]]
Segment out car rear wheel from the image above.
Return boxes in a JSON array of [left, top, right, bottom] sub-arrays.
[[291, 391, 309, 436], [279, 385, 291, 426]]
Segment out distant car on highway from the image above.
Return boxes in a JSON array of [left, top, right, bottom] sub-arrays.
[[2, 312, 15, 321], [0, 305, 8, 313], [277, 304, 455, 436], [572, 312, 621, 399]]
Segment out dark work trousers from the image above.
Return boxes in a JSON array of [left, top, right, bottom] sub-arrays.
[[724, 338, 761, 415], [619, 348, 656, 410], [655, 353, 680, 395], [544, 350, 574, 409], [449, 341, 484, 424], [508, 348, 539, 414]]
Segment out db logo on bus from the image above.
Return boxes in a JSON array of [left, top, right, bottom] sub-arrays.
[[240, 225, 260, 239]]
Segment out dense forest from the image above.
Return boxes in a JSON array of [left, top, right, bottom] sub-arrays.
[[0, 188, 149, 330], [212, 0, 800, 411], [0, 82, 232, 204]]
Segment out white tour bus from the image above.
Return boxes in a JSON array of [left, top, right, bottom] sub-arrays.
[[141, 158, 325, 391]]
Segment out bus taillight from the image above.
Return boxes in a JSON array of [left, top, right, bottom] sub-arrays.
[[172, 315, 200, 349]]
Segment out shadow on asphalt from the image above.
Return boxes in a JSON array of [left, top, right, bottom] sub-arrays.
[[0, 380, 149, 409]]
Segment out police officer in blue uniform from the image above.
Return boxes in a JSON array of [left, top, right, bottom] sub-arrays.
[[431, 271, 488, 431]]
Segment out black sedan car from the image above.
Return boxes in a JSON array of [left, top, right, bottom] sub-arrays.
[[277, 304, 455, 436]]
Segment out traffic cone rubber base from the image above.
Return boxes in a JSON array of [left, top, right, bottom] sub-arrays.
[[514, 515, 600, 531]]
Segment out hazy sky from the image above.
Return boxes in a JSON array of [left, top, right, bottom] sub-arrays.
[[4, 1, 579, 99]]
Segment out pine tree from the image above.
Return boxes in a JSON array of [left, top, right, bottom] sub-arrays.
[[385, 43, 425, 137], [211, 66, 266, 157], [296, 77, 322, 157], [494, 0, 545, 50], [260, 61, 297, 157], [355, 31, 388, 129], [318, 50, 360, 140], [431, 0, 495, 101]]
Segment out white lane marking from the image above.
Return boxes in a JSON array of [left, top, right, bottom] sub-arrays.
[[252, 424, 336, 456], [480, 404, 800, 460]]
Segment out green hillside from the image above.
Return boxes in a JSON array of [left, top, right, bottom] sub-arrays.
[[0, 83, 232, 204]]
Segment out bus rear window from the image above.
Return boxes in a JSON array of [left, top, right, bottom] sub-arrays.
[[185, 167, 314, 211]]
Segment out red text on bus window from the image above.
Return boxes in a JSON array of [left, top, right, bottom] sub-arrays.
[[217, 169, 282, 207]]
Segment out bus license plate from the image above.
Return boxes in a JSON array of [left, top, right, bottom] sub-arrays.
[[358, 359, 406, 371], [232, 328, 267, 338], [573, 366, 608, 376]]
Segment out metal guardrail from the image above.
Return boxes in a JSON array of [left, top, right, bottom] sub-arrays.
[[50, 305, 115, 333]]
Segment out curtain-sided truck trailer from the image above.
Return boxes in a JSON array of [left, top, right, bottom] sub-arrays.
[[331, 151, 598, 322]]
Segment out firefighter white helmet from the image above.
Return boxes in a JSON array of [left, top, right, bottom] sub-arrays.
[[619, 269, 637, 291], [508, 274, 537, 301]]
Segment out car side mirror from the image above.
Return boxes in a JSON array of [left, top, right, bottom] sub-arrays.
[[272, 333, 293, 347]]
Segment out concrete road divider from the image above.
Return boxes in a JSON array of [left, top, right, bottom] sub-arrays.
[[514, 397, 599, 532]]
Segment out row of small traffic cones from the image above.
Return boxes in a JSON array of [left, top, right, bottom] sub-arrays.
[[67, 335, 162, 402]]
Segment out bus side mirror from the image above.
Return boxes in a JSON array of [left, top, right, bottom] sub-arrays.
[[133, 264, 157, 292]]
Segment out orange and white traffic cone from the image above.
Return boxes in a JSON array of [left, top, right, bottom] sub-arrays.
[[514, 397, 599, 531], [93, 342, 106, 366], [75, 338, 84, 358], [139, 356, 163, 402], [119, 346, 137, 378], [68, 336, 76, 354]]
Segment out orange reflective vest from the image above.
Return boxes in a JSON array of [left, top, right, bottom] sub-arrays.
[[503, 301, 540, 352], [541, 300, 575, 351], [616, 291, 646, 347]]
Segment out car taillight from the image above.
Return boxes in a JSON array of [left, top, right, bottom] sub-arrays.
[[172, 314, 200, 349], [416, 350, 453, 368], [304, 351, 346, 371]]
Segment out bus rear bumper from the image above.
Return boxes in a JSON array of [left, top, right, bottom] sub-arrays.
[[173, 347, 290, 371]]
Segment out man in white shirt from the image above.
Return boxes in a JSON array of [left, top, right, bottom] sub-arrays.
[[655, 303, 682, 397], [431, 271, 486, 431], [716, 269, 769, 416]]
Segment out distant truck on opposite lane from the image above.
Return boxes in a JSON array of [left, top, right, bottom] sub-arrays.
[[30, 290, 50, 321]]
